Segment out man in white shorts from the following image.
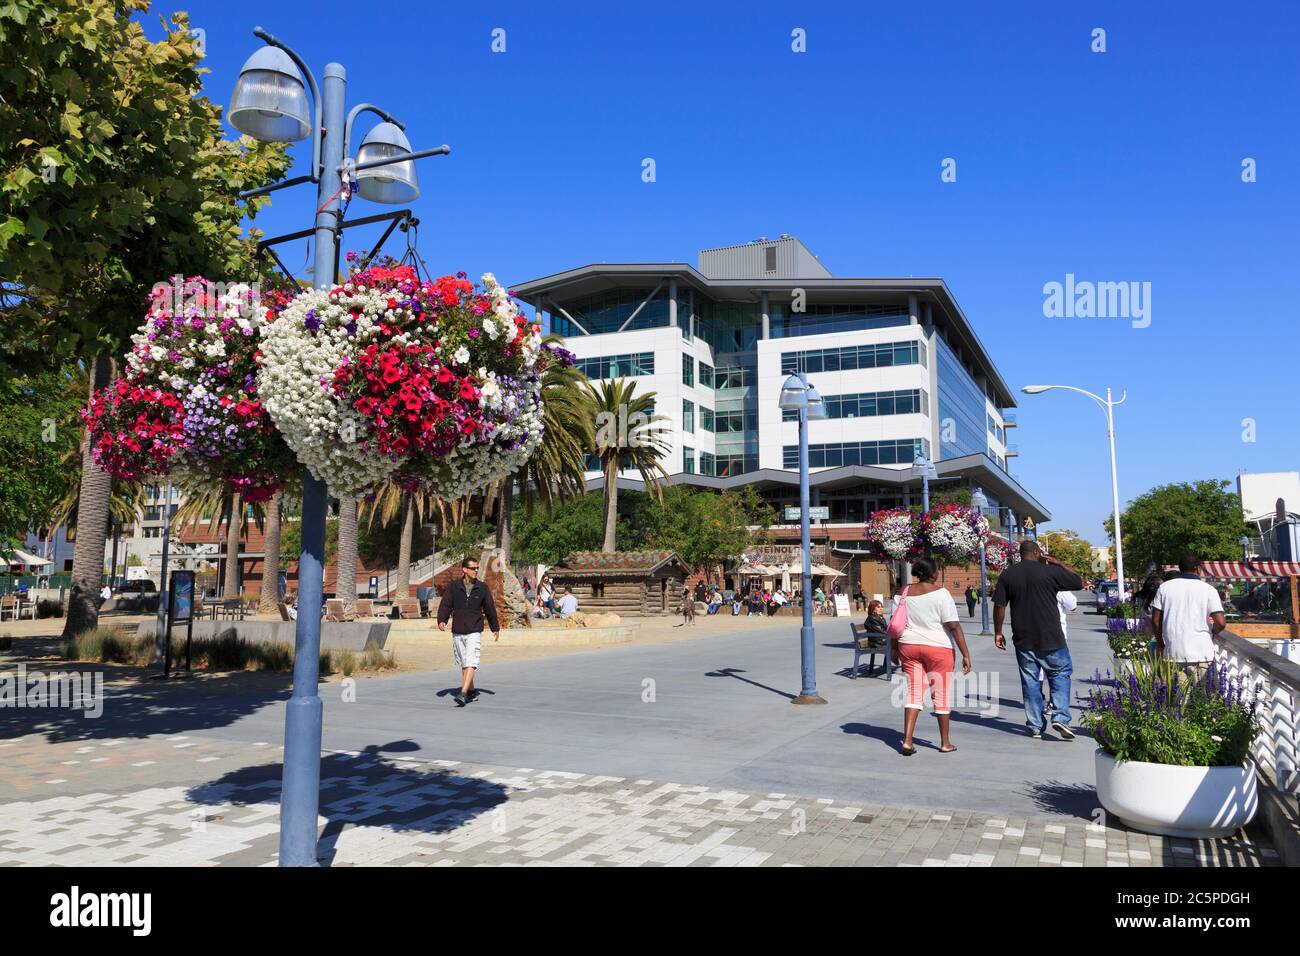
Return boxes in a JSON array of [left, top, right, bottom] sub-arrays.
[[436, 556, 501, 707]]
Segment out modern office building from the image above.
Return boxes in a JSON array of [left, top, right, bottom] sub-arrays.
[[513, 236, 1050, 583]]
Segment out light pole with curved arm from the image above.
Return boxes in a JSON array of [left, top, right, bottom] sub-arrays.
[[1021, 384, 1126, 596]]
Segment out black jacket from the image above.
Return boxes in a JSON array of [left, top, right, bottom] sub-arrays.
[[437, 578, 500, 635]]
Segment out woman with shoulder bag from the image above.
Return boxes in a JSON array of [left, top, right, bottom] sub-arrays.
[[890, 558, 972, 756]]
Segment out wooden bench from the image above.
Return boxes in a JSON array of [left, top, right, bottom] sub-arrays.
[[849, 622, 892, 679], [396, 600, 421, 620]]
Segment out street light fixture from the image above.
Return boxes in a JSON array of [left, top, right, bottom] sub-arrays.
[[1021, 383, 1127, 597], [971, 486, 992, 635], [229, 25, 450, 867], [778, 372, 827, 705]]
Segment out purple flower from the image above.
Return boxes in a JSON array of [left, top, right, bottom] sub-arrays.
[[190, 317, 206, 330], [304, 309, 321, 332], [468, 328, 480, 339]]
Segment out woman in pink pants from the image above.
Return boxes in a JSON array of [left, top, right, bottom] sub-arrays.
[[892, 558, 973, 755]]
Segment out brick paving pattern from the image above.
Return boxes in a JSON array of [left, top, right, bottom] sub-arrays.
[[0, 733, 1277, 867]]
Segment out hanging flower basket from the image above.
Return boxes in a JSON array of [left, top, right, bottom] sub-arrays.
[[113, 276, 297, 501], [983, 536, 1014, 573], [257, 261, 563, 498], [923, 503, 989, 565], [863, 508, 924, 561]]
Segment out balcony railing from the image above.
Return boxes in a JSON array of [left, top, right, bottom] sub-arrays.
[[1005, 444, 1020, 457], [1216, 630, 1299, 795], [1002, 411, 1017, 427]]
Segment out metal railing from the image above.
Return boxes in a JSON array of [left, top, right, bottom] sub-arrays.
[[1216, 629, 1300, 794]]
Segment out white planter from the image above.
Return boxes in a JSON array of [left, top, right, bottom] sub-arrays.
[[1094, 750, 1257, 838], [1110, 656, 1136, 678]]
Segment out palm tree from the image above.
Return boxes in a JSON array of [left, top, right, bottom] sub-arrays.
[[362, 482, 428, 599], [61, 356, 115, 638], [495, 354, 594, 562], [256, 491, 283, 614], [585, 378, 671, 553], [175, 485, 265, 602], [335, 494, 359, 606]]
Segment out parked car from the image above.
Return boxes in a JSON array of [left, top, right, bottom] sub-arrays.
[[114, 579, 158, 595]]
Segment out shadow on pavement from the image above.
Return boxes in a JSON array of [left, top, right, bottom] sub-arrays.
[[185, 741, 508, 866], [704, 667, 796, 701]]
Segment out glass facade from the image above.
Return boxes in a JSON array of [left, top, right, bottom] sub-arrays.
[[573, 352, 654, 380], [780, 340, 925, 375], [683, 447, 695, 474], [935, 335, 987, 460], [696, 299, 760, 353], [987, 412, 1005, 444], [682, 399, 694, 433], [701, 407, 714, 432], [695, 451, 757, 478], [698, 361, 714, 390], [783, 438, 931, 469], [682, 354, 694, 387], [710, 364, 754, 389], [551, 288, 669, 336], [783, 388, 927, 422], [771, 302, 910, 339]]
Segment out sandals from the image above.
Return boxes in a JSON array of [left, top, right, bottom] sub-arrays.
[[900, 743, 917, 756]]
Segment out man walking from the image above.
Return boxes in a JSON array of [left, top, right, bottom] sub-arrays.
[[436, 556, 501, 707], [964, 585, 977, 618], [1150, 552, 1226, 678], [993, 540, 1084, 739]]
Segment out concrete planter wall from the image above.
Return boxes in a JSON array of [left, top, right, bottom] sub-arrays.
[[1094, 749, 1257, 838], [136, 619, 390, 652]]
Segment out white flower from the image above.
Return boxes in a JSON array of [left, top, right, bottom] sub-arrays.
[[453, 346, 470, 365]]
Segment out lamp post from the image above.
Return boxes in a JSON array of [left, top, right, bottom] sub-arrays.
[[778, 372, 827, 705], [229, 26, 447, 866], [912, 455, 936, 513], [971, 487, 992, 635], [1021, 384, 1126, 597]]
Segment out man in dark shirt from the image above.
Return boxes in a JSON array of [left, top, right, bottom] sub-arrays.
[[993, 540, 1084, 739], [436, 555, 501, 707]]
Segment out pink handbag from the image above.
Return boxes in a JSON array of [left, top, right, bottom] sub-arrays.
[[887, 586, 910, 641]]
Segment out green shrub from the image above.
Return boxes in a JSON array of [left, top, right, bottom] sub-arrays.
[[362, 645, 395, 671], [64, 627, 134, 663]]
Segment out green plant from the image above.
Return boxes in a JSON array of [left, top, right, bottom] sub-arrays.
[[1104, 601, 1138, 620], [1082, 654, 1257, 766], [361, 645, 395, 671], [62, 626, 133, 663], [337, 648, 356, 677]]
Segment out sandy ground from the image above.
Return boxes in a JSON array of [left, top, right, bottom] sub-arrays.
[[0, 607, 825, 682]]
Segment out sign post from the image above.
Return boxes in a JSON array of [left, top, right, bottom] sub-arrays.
[[784, 506, 829, 523]]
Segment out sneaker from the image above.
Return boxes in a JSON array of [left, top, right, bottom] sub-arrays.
[[1028, 727, 1042, 738], [466, 689, 480, 703], [453, 693, 467, 707], [1051, 721, 1076, 740]]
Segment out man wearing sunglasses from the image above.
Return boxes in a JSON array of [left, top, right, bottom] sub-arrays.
[[436, 555, 501, 706]]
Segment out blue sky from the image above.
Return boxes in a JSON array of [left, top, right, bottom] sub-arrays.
[[165, 0, 1299, 543]]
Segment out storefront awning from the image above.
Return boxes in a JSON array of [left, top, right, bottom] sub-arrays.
[[1200, 560, 1300, 580]]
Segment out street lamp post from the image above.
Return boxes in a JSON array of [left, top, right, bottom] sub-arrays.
[[913, 455, 936, 513], [229, 26, 448, 866], [779, 372, 827, 705], [971, 487, 992, 635], [1022, 384, 1126, 597]]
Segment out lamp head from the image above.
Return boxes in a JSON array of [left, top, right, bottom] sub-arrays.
[[355, 122, 419, 204], [805, 383, 827, 420], [1021, 385, 1050, 395], [777, 373, 808, 411], [228, 46, 311, 142], [971, 487, 989, 510]]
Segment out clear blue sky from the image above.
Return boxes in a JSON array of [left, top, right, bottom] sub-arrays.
[[167, 0, 1299, 544]]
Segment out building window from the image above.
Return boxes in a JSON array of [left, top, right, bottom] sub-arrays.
[[682, 354, 694, 388], [711, 365, 753, 389], [782, 388, 928, 422], [780, 341, 922, 375], [765, 246, 777, 273], [550, 288, 669, 336], [782, 438, 930, 469], [700, 451, 716, 477], [701, 408, 715, 432], [771, 302, 910, 339], [682, 399, 694, 433], [698, 362, 714, 389], [683, 447, 695, 474], [573, 352, 655, 380]]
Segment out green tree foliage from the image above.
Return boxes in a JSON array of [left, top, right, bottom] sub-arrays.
[[1038, 529, 1095, 578], [281, 518, 339, 567], [512, 494, 609, 565], [1105, 480, 1251, 573], [436, 520, 493, 564], [0, 369, 82, 546], [0, 0, 291, 371]]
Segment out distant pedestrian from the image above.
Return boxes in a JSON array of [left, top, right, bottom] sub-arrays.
[[993, 540, 1084, 739], [557, 586, 578, 619], [964, 586, 977, 617], [892, 558, 972, 756], [98, 584, 111, 608], [436, 555, 501, 707], [1150, 552, 1226, 679]]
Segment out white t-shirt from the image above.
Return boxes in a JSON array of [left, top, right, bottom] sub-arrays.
[[558, 593, 578, 618], [1150, 577, 1224, 663], [899, 588, 959, 648], [1057, 591, 1078, 638]]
